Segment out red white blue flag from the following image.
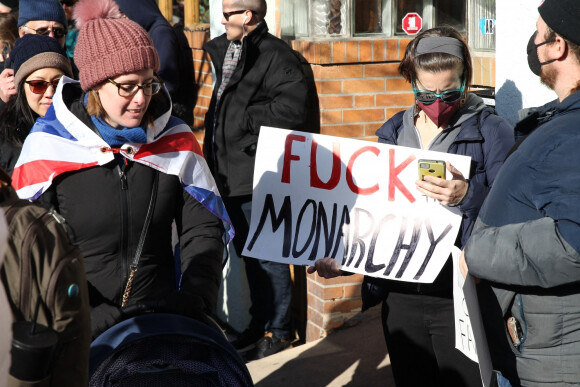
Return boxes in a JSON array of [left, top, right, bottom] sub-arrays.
[[12, 77, 234, 243]]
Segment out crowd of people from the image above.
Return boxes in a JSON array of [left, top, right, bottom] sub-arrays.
[[0, 0, 577, 385]]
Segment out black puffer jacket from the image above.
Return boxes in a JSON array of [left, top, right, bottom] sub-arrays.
[[204, 21, 318, 197], [0, 105, 38, 176], [36, 83, 224, 338]]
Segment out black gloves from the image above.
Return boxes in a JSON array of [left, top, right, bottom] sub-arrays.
[[90, 292, 209, 340], [155, 291, 207, 321], [91, 303, 124, 340]]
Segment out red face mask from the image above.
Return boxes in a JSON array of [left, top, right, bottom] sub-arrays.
[[416, 98, 461, 128]]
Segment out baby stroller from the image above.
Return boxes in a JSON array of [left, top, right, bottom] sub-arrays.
[[89, 306, 253, 386]]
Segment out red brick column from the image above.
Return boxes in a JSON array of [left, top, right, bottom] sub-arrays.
[[184, 28, 213, 138], [306, 271, 365, 341]]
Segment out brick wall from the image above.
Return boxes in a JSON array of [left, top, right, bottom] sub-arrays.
[[185, 28, 213, 142], [292, 39, 414, 142], [306, 271, 365, 341]]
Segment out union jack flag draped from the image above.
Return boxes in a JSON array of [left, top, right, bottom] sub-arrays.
[[12, 77, 234, 243]]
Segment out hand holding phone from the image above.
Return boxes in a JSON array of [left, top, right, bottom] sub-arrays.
[[416, 160, 469, 206]]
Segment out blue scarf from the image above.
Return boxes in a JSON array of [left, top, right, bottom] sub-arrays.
[[90, 115, 147, 147], [84, 92, 148, 147]]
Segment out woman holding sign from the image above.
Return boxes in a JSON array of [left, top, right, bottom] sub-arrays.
[[308, 26, 514, 386]]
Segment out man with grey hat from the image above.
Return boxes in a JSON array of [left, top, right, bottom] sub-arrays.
[[460, 0, 580, 385], [0, 0, 67, 104]]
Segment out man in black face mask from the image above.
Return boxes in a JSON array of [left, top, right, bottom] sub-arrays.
[[459, 0, 580, 386]]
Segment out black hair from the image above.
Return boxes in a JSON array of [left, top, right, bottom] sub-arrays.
[[0, 81, 39, 146], [545, 26, 580, 64], [398, 25, 473, 92]]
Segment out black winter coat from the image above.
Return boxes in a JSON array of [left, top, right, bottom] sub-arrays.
[[36, 84, 224, 337], [204, 21, 318, 197], [0, 105, 37, 176]]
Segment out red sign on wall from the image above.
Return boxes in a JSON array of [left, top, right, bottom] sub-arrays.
[[402, 12, 422, 35]]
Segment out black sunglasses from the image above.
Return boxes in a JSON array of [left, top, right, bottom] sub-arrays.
[[222, 9, 252, 21], [25, 78, 61, 94], [60, 0, 76, 6], [24, 25, 66, 39], [412, 79, 466, 105]]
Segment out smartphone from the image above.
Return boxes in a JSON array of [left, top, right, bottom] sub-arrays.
[[507, 316, 523, 347], [418, 159, 446, 181]]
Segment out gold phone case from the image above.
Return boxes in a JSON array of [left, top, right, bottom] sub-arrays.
[[418, 159, 446, 180]]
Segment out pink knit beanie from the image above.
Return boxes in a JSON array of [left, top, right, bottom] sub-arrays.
[[72, 0, 160, 91]]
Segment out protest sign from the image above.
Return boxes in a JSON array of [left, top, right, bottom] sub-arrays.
[[452, 247, 494, 387], [242, 127, 471, 283], [452, 247, 478, 362]]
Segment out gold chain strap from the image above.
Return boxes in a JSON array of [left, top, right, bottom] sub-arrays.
[[121, 267, 137, 308], [120, 172, 158, 309]]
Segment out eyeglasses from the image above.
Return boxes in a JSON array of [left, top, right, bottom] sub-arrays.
[[23, 25, 66, 39], [412, 79, 466, 105], [107, 78, 163, 97], [60, 0, 76, 6], [25, 78, 61, 94], [222, 9, 251, 21]]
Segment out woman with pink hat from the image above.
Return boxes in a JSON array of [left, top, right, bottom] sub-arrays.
[[12, 0, 233, 339]]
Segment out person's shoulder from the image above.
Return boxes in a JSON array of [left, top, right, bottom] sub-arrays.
[[543, 107, 580, 140], [261, 33, 296, 54], [148, 19, 174, 38], [375, 110, 406, 143], [249, 24, 295, 53], [166, 115, 190, 131], [1, 192, 53, 230], [478, 106, 509, 123], [204, 33, 229, 53], [476, 107, 513, 133], [256, 36, 304, 72]]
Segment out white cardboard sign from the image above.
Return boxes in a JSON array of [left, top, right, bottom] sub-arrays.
[[242, 127, 471, 283], [452, 247, 494, 387], [453, 247, 479, 363]]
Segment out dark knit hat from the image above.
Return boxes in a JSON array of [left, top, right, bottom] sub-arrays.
[[73, 0, 160, 91], [538, 0, 580, 46], [17, 0, 67, 29], [11, 34, 72, 89], [0, 0, 18, 10]]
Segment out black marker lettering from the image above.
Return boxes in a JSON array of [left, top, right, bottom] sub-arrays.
[[364, 214, 396, 273], [413, 219, 452, 280], [345, 208, 374, 269], [247, 194, 293, 257], [293, 199, 317, 257], [383, 217, 421, 277], [308, 202, 338, 260]]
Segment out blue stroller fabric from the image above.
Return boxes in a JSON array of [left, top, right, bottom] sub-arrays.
[[90, 313, 253, 386]]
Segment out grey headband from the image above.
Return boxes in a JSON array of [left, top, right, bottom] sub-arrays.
[[415, 37, 464, 59]]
